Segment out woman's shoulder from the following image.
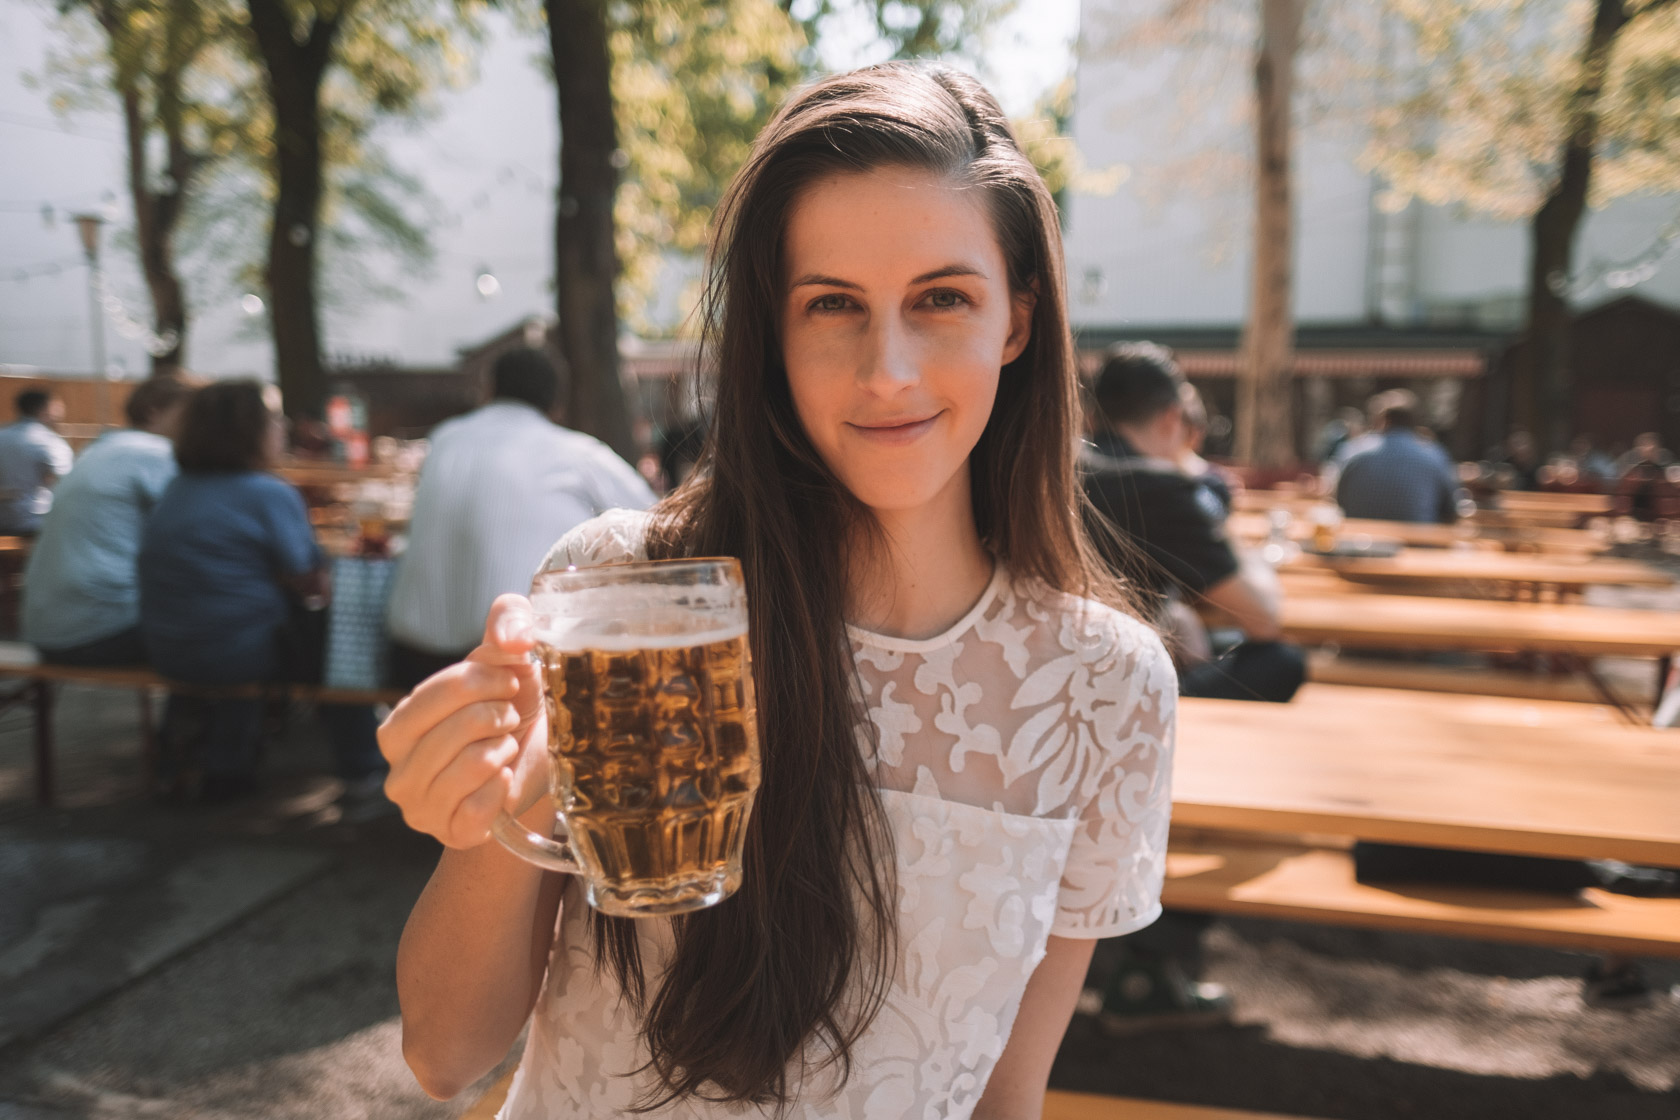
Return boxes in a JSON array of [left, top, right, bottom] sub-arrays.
[[1006, 575, 1173, 679], [539, 507, 653, 572]]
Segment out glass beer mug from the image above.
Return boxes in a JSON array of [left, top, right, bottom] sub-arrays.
[[492, 558, 761, 918]]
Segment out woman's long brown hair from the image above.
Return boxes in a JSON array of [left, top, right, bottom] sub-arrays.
[[591, 61, 1135, 1111]]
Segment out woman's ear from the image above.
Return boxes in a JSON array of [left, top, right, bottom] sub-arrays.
[[1002, 285, 1037, 366]]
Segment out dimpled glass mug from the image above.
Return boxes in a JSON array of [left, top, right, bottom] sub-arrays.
[[492, 558, 762, 917]]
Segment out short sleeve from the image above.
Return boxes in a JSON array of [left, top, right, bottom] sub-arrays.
[[536, 507, 651, 575], [136, 450, 177, 512], [1086, 467, 1240, 597], [260, 476, 324, 577], [44, 434, 73, 479], [1051, 617, 1177, 939], [584, 444, 657, 515]]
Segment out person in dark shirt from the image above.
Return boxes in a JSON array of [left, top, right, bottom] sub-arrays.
[[1081, 342, 1304, 704]]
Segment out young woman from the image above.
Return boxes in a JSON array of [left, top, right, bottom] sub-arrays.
[[379, 62, 1175, 1119]]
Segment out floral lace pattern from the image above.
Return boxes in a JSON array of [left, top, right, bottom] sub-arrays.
[[502, 509, 1176, 1119]]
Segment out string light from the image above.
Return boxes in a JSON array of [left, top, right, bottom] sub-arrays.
[[1551, 210, 1680, 300], [92, 267, 178, 357]]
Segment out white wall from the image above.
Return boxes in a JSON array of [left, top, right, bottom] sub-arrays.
[[1066, 0, 1680, 330]]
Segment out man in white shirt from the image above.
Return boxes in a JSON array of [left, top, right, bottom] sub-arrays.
[[0, 389, 75, 535], [386, 348, 655, 687], [24, 375, 194, 664]]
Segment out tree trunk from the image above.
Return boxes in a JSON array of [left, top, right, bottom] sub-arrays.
[[121, 87, 191, 375], [547, 0, 637, 459], [1235, 0, 1302, 468], [1514, 0, 1627, 456], [246, 0, 337, 417]]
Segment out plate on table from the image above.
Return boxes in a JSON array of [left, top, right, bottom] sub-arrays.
[[1302, 536, 1402, 559]]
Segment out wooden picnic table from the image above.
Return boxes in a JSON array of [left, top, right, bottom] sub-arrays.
[[1283, 547, 1669, 598], [1279, 591, 1680, 659], [276, 458, 402, 488], [1468, 506, 1593, 530], [1228, 511, 1608, 556], [1174, 684, 1680, 866], [1492, 490, 1613, 515]]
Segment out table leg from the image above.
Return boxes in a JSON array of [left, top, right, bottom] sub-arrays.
[[1564, 653, 1645, 726], [34, 679, 54, 807], [138, 687, 157, 794]]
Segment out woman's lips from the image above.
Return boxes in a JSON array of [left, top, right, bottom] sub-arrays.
[[847, 414, 939, 445]]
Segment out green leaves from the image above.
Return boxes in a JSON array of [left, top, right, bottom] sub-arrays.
[[1366, 0, 1680, 219]]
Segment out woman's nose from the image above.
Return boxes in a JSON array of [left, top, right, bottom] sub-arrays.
[[857, 315, 919, 393]]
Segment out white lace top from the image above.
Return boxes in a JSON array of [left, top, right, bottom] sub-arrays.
[[499, 509, 1176, 1120]]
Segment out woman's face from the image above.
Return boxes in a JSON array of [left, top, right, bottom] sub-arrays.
[[780, 166, 1032, 518]]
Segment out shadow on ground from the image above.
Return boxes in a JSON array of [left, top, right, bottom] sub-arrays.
[[2, 683, 1677, 1118]]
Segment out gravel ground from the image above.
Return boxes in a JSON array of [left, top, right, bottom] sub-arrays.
[[2, 680, 1677, 1120]]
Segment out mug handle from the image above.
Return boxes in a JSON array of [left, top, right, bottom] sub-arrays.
[[492, 809, 583, 874]]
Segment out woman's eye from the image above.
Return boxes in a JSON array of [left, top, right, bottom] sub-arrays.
[[810, 293, 852, 313], [924, 289, 969, 310]]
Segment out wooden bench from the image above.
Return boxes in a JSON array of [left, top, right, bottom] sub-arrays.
[[461, 1069, 1327, 1120], [0, 645, 407, 806], [1306, 651, 1614, 706], [1164, 829, 1680, 960]]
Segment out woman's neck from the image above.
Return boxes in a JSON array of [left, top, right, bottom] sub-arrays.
[[846, 472, 993, 641]]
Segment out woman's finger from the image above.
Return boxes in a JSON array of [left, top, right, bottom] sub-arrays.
[[378, 661, 519, 769], [446, 765, 516, 848], [421, 733, 522, 823], [385, 695, 521, 805], [468, 594, 537, 667]]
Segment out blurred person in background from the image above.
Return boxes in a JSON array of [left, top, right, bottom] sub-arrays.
[[0, 389, 74, 536], [1616, 431, 1672, 476], [139, 380, 386, 807], [1313, 406, 1366, 464], [1082, 342, 1305, 704], [1563, 434, 1617, 488], [384, 348, 654, 689], [24, 376, 194, 665], [1493, 429, 1542, 491], [1335, 390, 1460, 524], [1174, 381, 1234, 520], [1616, 431, 1676, 522]]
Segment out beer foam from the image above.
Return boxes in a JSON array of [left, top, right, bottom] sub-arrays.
[[531, 584, 747, 652]]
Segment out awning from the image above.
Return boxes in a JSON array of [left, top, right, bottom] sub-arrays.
[[1079, 348, 1487, 379]]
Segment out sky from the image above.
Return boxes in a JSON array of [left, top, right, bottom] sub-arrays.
[[0, 0, 1082, 379]]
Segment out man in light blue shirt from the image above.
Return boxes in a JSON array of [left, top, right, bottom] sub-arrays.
[[0, 389, 74, 535], [23, 376, 194, 665], [1335, 391, 1462, 524]]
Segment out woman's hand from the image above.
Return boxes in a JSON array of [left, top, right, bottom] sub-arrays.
[[379, 594, 550, 848]]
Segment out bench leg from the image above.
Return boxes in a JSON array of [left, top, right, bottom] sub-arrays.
[[34, 679, 54, 807], [138, 687, 157, 795]]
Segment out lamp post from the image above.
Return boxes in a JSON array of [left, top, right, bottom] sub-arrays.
[[72, 213, 109, 425]]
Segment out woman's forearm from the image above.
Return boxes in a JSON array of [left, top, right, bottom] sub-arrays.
[[396, 804, 565, 1100]]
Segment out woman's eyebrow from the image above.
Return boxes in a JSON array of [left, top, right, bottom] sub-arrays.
[[788, 263, 988, 290]]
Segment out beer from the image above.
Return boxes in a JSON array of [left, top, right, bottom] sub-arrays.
[[530, 578, 760, 917]]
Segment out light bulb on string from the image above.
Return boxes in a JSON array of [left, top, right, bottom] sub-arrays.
[[475, 267, 500, 299], [241, 293, 264, 316]]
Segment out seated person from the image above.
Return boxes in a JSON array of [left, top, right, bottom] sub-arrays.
[[1173, 381, 1234, 519], [23, 376, 194, 665], [138, 380, 385, 805], [1335, 390, 1460, 524], [0, 388, 74, 536], [1081, 342, 1304, 704], [385, 348, 654, 688]]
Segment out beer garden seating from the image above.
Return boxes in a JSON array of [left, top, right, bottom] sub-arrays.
[[0, 642, 407, 807]]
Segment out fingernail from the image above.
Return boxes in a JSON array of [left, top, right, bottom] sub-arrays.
[[497, 614, 530, 645]]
